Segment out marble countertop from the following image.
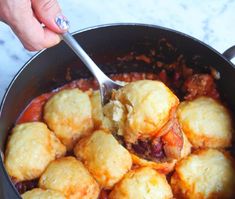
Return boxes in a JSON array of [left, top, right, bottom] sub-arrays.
[[0, 0, 235, 100]]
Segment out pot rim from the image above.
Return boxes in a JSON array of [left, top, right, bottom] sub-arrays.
[[0, 22, 234, 198]]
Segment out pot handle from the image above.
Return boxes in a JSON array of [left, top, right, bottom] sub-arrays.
[[223, 45, 235, 60]]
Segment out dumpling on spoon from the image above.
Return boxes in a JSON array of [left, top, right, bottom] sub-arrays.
[[104, 80, 186, 173]]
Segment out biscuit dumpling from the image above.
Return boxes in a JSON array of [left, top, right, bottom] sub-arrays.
[[109, 167, 173, 199], [74, 130, 132, 188], [39, 156, 99, 199], [4, 122, 66, 182], [171, 149, 235, 198], [177, 97, 233, 148], [44, 89, 93, 150], [104, 80, 179, 143], [21, 188, 66, 199]]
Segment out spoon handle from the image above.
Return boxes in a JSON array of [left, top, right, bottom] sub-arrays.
[[61, 32, 109, 83]]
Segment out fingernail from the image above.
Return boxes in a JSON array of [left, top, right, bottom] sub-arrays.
[[55, 14, 70, 30]]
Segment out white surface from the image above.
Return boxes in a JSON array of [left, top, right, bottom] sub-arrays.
[[0, 0, 235, 100]]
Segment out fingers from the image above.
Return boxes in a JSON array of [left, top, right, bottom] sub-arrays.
[[12, 21, 61, 51], [31, 0, 68, 33], [9, 3, 61, 51], [0, 0, 67, 51]]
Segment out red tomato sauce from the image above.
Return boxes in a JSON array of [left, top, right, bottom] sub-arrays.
[[17, 93, 53, 124]]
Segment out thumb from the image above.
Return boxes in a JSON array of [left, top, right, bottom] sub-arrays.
[[31, 0, 69, 33]]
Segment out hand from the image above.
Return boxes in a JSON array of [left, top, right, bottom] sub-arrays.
[[0, 0, 68, 51]]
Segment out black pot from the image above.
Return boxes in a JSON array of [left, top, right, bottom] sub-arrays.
[[0, 23, 235, 198]]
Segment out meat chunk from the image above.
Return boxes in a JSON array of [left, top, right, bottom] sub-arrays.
[[184, 74, 219, 100]]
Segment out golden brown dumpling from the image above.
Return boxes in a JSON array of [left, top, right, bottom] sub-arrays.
[[109, 167, 173, 199], [177, 97, 233, 148], [104, 80, 179, 143], [74, 130, 132, 189], [171, 149, 235, 199], [4, 122, 66, 182], [21, 188, 66, 199], [39, 156, 99, 199], [44, 89, 93, 150]]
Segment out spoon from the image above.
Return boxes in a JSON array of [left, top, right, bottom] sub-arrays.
[[55, 19, 122, 105]]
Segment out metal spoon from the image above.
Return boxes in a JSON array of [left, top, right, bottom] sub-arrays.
[[56, 21, 122, 105]]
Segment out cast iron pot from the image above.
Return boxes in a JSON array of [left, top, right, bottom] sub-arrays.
[[0, 23, 235, 198]]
